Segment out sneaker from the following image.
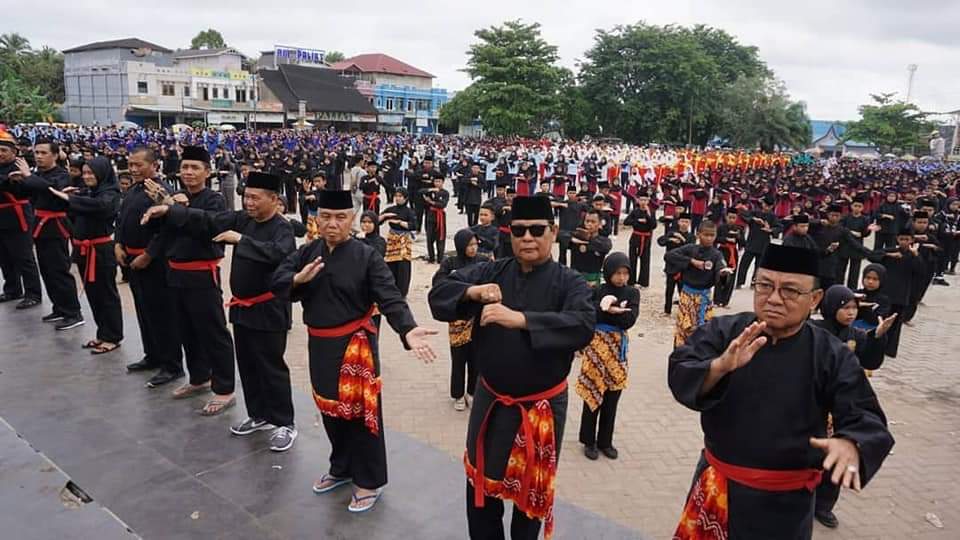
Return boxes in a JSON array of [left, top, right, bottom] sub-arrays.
[[55, 316, 85, 331], [230, 417, 272, 436], [41, 312, 64, 323], [453, 397, 466, 411], [600, 446, 619, 460], [269, 425, 298, 452], [145, 369, 184, 388]]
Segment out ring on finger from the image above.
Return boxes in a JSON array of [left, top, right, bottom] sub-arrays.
[[846, 465, 858, 473]]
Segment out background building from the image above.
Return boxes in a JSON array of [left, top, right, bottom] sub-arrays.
[[809, 120, 879, 158], [332, 53, 448, 133], [63, 38, 259, 127], [256, 64, 377, 130]]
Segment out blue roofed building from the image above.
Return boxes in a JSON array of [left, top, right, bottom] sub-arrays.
[[809, 120, 879, 158]]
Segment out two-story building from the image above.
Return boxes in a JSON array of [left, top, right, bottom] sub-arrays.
[[62, 38, 265, 127], [332, 54, 448, 133]]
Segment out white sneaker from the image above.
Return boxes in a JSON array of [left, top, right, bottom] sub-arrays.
[[453, 398, 466, 411], [269, 426, 298, 452]]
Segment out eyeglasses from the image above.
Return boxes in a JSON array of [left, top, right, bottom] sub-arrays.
[[754, 280, 817, 301], [510, 224, 548, 238]]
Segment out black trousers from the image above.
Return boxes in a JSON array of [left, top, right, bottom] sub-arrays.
[[714, 272, 735, 306], [0, 230, 42, 299], [691, 214, 703, 232], [841, 257, 863, 289], [426, 221, 446, 263], [610, 213, 620, 236], [578, 390, 622, 449], [35, 237, 81, 317], [467, 483, 542, 540], [284, 178, 298, 214], [172, 287, 235, 395], [413, 201, 425, 233], [627, 234, 652, 287], [323, 408, 387, 489], [387, 260, 411, 297], [78, 249, 123, 343], [466, 204, 480, 227], [664, 274, 678, 314], [814, 477, 841, 515], [127, 257, 182, 372], [735, 251, 761, 288], [235, 326, 294, 427], [884, 304, 906, 358], [557, 237, 571, 266], [875, 232, 895, 250], [450, 345, 477, 399]]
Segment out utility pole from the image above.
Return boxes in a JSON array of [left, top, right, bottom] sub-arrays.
[[905, 64, 918, 103]]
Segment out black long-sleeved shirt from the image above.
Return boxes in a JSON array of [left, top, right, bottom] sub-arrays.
[[161, 188, 226, 288]]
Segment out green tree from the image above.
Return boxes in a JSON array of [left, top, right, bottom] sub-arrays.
[[458, 20, 567, 136], [579, 22, 768, 145], [558, 74, 596, 140], [0, 33, 64, 108], [439, 85, 482, 132], [0, 75, 57, 123], [843, 93, 933, 154], [190, 29, 227, 50], [324, 50, 346, 64], [716, 76, 810, 151]]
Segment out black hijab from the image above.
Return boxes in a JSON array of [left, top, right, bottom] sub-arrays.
[[820, 285, 857, 333], [85, 156, 119, 196]]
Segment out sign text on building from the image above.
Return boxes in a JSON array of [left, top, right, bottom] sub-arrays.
[[274, 45, 326, 66]]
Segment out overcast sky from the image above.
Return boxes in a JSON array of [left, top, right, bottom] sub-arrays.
[[7, 0, 959, 120]]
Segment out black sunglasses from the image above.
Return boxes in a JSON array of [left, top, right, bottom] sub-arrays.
[[510, 224, 549, 238]]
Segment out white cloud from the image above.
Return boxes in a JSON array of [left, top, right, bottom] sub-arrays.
[[6, 0, 957, 120]]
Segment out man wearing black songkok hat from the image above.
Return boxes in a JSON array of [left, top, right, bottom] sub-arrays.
[[141, 146, 237, 415], [669, 244, 893, 539], [429, 196, 596, 540], [273, 189, 437, 512], [143, 170, 298, 450]]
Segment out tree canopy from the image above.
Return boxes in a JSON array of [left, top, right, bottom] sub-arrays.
[[451, 20, 567, 137], [190, 29, 227, 50], [324, 50, 346, 63], [843, 93, 933, 154], [0, 33, 63, 122]]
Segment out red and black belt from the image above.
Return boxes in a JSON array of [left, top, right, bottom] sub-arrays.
[[225, 291, 276, 308], [33, 210, 70, 239], [631, 230, 652, 255], [430, 207, 446, 238], [71, 236, 112, 282], [307, 305, 379, 338], [168, 258, 223, 286], [0, 193, 30, 232]]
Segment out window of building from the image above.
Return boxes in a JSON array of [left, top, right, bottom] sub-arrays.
[[161, 83, 175, 96], [201, 86, 209, 101], [212, 87, 219, 99], [385, 98, 394, 111], [223, 87, 230, 100], [183, 86, 191, 97], [407, 100, 414, 112], [236, 89, 245, 103], [137, 81, 148, 94]]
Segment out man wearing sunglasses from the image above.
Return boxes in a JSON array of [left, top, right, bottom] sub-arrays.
[[668, 244, 893, 539], [429, 196, 595, 540]]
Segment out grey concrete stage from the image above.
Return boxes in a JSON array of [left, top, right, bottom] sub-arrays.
[[0, 301, 646, 539]]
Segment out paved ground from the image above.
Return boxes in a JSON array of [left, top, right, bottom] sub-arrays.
[[276, 207, 960, 540], [4, 201, 957, 539]]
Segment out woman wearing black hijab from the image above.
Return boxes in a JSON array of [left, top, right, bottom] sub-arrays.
[[811, 284, 895, 529], [432, 228, 481, 410], [49, 156, 123, 354], [359, 210, 386, 257]]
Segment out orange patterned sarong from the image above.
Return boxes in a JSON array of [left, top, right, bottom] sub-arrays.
[[465, 379, 566, 539], [309, 307, 382, 436]]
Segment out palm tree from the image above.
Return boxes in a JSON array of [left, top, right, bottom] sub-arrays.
[[1, 33, 31, 57]]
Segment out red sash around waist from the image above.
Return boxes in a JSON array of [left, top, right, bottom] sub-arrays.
[[364, 192, 379, 210], [72, 236, 112, 283], [673, 449, 823, 539], [0, 193, 30, 232], [225, 291, 276, 308], [472, 378, 567, 508], [33, 210, 69, 239], [719, 242, 738, 269], [307, 305, 378, 338], [704, 448, 823, 492], [631, 229, 652, 255], [497, 225, 510, 234], [168, 258, 223, 286], [124, 246, 146, 257], [429, 206, 446, 238]]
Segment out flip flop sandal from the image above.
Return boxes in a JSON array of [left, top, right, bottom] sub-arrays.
[[91, 343, 120, 355], [199, 396, 236, 416], [82, 340, 103, 349], [171, 383, 212, 400], [312, 474, 352, 495], [347, 489, 383, 513]]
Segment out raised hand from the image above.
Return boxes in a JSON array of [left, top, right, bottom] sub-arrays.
[[212, 230, 242, 244], [875, 313, 897, 337], [714, 321, 768, 374], [810, 436, 861, 491], [480, 303, 526, 329], [140, 205, 170, 225], [293, 256, 324, 286], [405, 327, 439, 363], [466, 283, 502, 304]]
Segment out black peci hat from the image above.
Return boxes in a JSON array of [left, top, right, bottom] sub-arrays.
[[759, 244, 819, 276]]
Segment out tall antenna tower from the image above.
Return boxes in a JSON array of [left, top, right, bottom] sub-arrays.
[[905, 64, 918, 103]]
